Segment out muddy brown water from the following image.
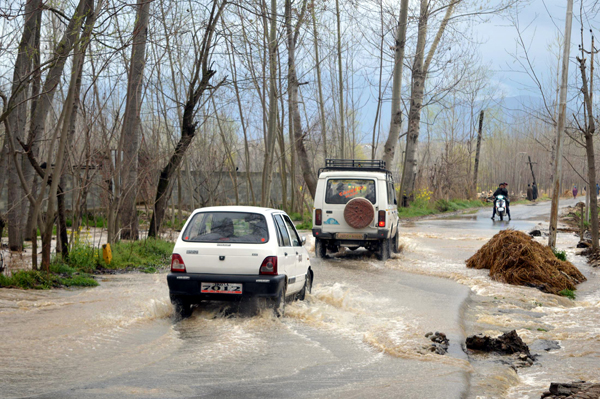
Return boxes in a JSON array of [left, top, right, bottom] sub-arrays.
[[1, 199, 598, 398]]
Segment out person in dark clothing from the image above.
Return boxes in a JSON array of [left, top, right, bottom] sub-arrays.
[[532, 182, 538, 200], [526, 184, 533, 201], [491, 182, 511, 220]]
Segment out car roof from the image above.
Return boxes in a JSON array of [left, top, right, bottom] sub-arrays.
[[190, 206, 285, 215], [319, 171, 388, 179]]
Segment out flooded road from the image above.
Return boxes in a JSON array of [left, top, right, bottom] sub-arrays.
[[1, 198, 598, 398]]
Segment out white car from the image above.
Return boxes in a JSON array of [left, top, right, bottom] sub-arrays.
[[167, 206, 313, 318], [312, 159, 400, 260]]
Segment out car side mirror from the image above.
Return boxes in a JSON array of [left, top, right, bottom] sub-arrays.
[[301, 236, 306, 246]]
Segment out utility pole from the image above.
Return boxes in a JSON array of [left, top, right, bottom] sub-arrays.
[[549, 0, 574, 248], [527, 156, 537, 185], [472, 110, 484, 199]]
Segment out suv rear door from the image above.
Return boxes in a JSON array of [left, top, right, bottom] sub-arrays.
[[322, 178, 377, 233]]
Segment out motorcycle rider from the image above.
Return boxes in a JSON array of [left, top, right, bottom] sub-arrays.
[[491, 182, 511, 221]]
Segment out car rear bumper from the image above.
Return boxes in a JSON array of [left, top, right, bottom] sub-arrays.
[[312, 227, 389, 240], [167, 273, 286, 303]]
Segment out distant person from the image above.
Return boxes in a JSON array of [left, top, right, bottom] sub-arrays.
[[532, 182, 538, 200], [491, 182, 511, 221], [573, 186, 578, 199], [526, 184, 533, 201]]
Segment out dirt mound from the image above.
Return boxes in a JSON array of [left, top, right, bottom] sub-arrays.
[[466, 230, 586, 295]]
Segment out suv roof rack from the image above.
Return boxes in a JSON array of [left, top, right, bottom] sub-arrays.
[[319, 159, 393, 180]]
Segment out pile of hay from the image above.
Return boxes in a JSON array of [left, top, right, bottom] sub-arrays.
[[466, 230, 586, 295]]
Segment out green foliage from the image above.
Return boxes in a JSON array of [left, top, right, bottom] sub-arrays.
[[164, 217, 186, 230], [296, 220, 313, 230], [398, 198, 488, 218], [0, 269, 98, 289], [103, 238, 174, 272], [553, 248, 567, 261], [289, 212, 302, 221], [558, 289, 576, 300]]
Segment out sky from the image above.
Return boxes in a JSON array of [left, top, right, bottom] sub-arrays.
[[474, 0, 586, 98]]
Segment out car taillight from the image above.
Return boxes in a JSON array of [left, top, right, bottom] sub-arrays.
[[259, 256, 278, 275], [171, 253, 186, 273], [315, 209, 322, 226], [378, 210, 386, 227]]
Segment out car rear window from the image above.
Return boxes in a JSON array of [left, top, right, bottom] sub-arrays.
[[325, 179, 376, 204], [182, 212, 269, 243]]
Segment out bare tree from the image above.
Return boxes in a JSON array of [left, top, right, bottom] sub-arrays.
[[148, 0, 227, 238]]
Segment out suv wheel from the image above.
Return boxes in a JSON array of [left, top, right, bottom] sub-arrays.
[[315, 238, 327, 258], [376, 238, 390, 261], [392, 231, 399, 253]]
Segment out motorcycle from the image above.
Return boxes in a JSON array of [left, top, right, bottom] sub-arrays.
[[494, 195, 507, 221]]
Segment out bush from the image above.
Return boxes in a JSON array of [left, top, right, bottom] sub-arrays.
[[0, 269, 98, 289], [559, 289, 576, 300], [103, 238, 174, 272], [289, 212, 302, 221], [553, 249, 567, 261]]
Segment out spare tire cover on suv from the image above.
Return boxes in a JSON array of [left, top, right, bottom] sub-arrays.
[[344, 198, 375, 229]]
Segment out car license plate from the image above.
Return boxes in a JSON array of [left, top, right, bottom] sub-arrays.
[[336, 233, 364, 240], [201, 282, 243, 294]]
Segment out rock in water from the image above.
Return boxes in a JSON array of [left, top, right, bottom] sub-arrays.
[[466, 330, 531, 356], [541, 381, 600, 398]]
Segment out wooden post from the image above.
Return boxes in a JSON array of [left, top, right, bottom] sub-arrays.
[[472, 110, 484, 199], [579, 202, 585, 242], [549, 0, 574, 248]]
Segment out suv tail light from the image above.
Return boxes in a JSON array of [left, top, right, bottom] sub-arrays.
[[259, 256, 278, 275], [378, 210, 386, 227], [315, 209, 322, 226], [171, 253, 186, 272]]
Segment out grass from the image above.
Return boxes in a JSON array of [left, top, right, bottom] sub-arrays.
[[558, 289, 576, 300], [104, 239, 175, 273], [49, 238, 174, 275], [398, 198, 489, 218], [0, 263, 98, 289]]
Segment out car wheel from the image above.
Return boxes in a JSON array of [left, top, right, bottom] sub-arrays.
[[347, 246, 359, 251], [376, 238, 390, 261], [171, 295, 192, 319], [298, 271, 312, 301], [272, 285, 286, 317], [315, 238, 327, 258]]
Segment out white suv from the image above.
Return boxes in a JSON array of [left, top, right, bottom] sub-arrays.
[[167, 206, 313, 318], [312, 159, 400, 260]]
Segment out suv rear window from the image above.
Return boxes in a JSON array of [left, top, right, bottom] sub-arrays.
[[182, 212, 269, 243], [325, 179, 376, 204]]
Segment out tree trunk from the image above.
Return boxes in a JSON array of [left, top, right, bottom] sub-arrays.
[[311, 0, 328, 160], [400, 0, 456, 206], [382, 0, 409, 169], [578, 56, 599, 250], [261, 0, 279, 207], [335, 0, 345, 158], [4, 0, 42, 251], [399, 0, 428, 206], [120, 0, 151, 240], [148, 0, 226, 237], [285, 0, 315, 199]]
